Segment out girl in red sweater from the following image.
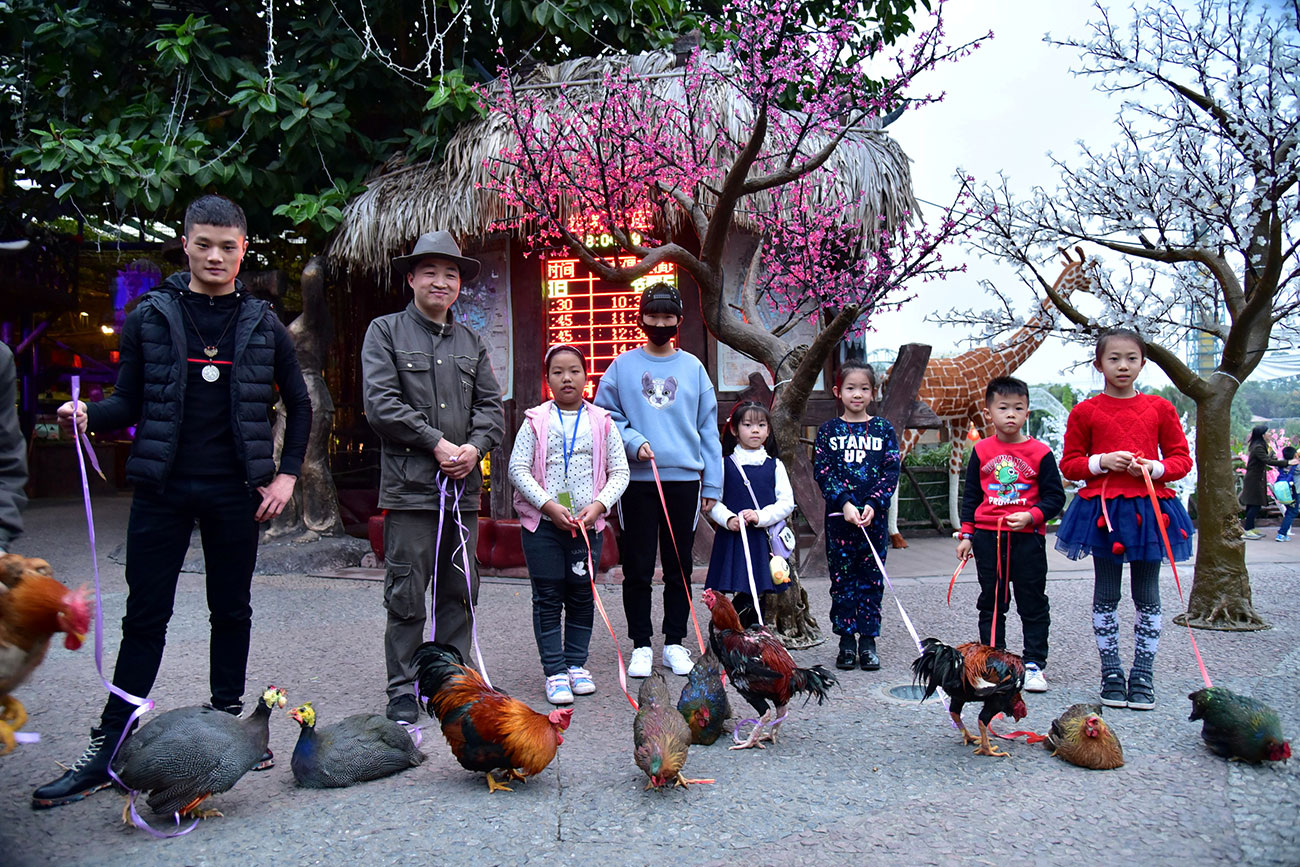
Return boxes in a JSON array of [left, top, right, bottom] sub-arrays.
[[1055, 329, 1194, 712]]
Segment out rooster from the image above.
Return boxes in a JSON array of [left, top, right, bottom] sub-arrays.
[[1188, 687, 1291, 764], [0, 554, 91, 754], [912, 638, 1027, 758], [701, 588, 837, 750], [634, 670, 705, 789], [1044, 703, 1124, 770], [413, 641, 571, 792], [677, 648, 730, 746]]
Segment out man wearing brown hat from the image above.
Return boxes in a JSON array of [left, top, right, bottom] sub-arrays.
[[361, 231, 504, 723]]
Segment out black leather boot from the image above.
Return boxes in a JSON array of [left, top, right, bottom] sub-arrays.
[[835, 635, 858, 670], [859, 636, 881, 671], [31, 727, 122, 809]]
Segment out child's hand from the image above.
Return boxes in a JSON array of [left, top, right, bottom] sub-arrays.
[[542, 499, 577, 531], [739, 508, 759, 526], [637, 442, 655, 462], [727, 516, 741, 532], [574, 501, 606, 528], [956, 538, 973, 560], [702, 497, 717, 513], [1100, 450, 1136, 472], [842, 503, 861, 525], [1005, 511, 1034, 531], [860, 504, 876, 526], [1127, 457, 1158, 478]]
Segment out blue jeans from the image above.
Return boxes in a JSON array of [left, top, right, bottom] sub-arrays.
[[1280, 503, 1298, 537], [522, 520, 602, 677]]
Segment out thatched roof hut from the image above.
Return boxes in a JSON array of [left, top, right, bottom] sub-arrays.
[[328, 50, 919, 275]]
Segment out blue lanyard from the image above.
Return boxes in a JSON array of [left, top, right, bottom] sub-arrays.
[[554, 406, 581, 481]]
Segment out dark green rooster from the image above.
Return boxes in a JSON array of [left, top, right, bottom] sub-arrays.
[[1188, 687, 1291, 764], [677, 648, 730, 745], [287, 702, 426, 788], [113, 686, 287, 821]]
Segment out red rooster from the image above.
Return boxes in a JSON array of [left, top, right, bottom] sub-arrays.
[[0, 554, 91, 754], [413, 642, 572, 792], [701, 589, 837, 750], [912, 637, 1027, 757]]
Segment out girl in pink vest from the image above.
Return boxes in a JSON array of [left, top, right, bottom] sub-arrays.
[[509, 344, 630, 704]]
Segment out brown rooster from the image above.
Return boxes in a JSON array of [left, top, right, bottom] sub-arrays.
[[912, 638, 1027, 758], [1, 554, 91, 754], [413, 641, 571, 792], [701, 589, 837, 750], [1044, 703, 1124, 770], [634, 670, 706, 789]]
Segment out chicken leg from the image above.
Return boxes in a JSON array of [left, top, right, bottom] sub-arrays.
[[764, 704, 788, 744], [973, 720, 1010, 757], [0, 694, 26, 728], [730, 710, 771, 750], [0, 720, 15, 755], [950, 711, 977, 746]]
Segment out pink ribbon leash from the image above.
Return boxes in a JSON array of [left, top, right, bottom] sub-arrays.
[[70, 377, 196, 838], [647, 457, 707, 656], [577, 524, 638, 710]]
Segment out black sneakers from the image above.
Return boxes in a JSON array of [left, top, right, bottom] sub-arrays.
[[858, 636, 881, 671], [386, 693, 420, 723], [1127, 671, 1156, 711], [1100, 671, 1128, 708], [31, 728, 122, 809]]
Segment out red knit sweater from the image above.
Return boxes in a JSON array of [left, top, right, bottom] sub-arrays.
[[1059, 392, 1193, 499]]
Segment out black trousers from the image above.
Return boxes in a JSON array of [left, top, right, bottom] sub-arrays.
[[618, 479, 699, 647], [522, 519, 602, 676], [971, 528, 1050, 668], [101, 476, 262, 731]]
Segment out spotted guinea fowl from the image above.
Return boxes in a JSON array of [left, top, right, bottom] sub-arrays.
[[287, 702, 426, 788], [112, 686, 287, 821]]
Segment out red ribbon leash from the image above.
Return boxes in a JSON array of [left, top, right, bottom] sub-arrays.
[[945, 556, 968, 607], [648, 457, 707, 656], [577, 524, 639, 711], [989, 517, 1008, 649]]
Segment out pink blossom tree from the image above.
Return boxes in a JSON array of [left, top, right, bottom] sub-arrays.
[[484, 0, 988, 643], [944, 0, 1299, 629]]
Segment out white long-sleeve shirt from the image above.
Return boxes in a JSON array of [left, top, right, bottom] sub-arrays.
[[708, 446, 795, 528], [509, 406, 629, 520]]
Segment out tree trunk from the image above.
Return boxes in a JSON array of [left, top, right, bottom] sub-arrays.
[[1177, 382, 1268, 631]]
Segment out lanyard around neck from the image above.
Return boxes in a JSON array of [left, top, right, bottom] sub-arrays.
[[554, 405, 581, 480]]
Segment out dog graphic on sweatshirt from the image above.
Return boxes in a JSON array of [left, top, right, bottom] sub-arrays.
[[641, 371, 678, 409]]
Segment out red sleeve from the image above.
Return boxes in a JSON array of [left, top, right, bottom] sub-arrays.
[[1059, 401, 1096, 481], [1155, 398, 1193, 482]]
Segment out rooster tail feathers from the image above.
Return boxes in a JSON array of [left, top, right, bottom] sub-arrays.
[[792, 664, 838, 706], [412, 642, 469, 709], [912, 638, 962, 701]]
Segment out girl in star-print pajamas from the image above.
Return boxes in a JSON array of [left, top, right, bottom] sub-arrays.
[[813, 359, 900, 671]]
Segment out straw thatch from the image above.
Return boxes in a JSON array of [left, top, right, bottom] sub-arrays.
[[328, 50, 918, 275]]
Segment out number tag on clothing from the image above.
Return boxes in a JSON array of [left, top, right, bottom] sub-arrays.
[[556, 490, 573, 511]]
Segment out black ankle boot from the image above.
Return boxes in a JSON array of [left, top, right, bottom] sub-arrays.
[[835, 635, 858, 670], [859, 636, 880, 671], [31, 727, 122, 809]]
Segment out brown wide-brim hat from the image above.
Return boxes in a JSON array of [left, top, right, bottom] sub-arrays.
[[392, 230, 481, 281]]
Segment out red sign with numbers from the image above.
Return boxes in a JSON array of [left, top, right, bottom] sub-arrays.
[[542, 254, 678, 398]]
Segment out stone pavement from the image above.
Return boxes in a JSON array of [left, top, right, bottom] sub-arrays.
[[2, 495, 1297, 865]]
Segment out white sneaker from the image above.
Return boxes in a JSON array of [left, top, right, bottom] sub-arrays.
[[567, 666, 595, 695], [627, 647, 653, 678], [662, 644, 694, 676], [545, 673, 573, 705], [1023, 663, 1047, 693]]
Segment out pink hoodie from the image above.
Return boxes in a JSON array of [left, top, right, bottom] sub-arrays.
[[513, 400, 613, 532]]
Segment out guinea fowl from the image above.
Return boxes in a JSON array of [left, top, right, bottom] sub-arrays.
[[677, 648, 730, 745], [1044, 703, 1124, 770], [288, 702, 426, 788], [112, 686, 287, 821]]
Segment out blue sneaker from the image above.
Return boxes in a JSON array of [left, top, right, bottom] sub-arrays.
[[567, 666, 595, 695]]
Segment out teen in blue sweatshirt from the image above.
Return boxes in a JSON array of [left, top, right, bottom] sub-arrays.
[[595, 283, 722, 678]]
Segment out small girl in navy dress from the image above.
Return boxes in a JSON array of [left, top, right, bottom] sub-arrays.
[[813, 360, 900, 672], [1055, 328, 1194, 712], [705, 401, 795, 622]]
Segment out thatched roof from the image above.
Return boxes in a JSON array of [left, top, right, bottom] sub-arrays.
[[329, 50, 919, 275]]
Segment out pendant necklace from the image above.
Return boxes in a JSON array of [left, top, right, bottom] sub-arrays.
[[180, 293, 239, 382]]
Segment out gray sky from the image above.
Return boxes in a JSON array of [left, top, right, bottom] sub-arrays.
[[874, 0, 1175, 390]]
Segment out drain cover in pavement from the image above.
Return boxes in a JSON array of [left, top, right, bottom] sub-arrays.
[[887, 684, 927, 701]]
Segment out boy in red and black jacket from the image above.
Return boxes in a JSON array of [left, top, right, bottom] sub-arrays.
[[955, 377, 1065, 693]]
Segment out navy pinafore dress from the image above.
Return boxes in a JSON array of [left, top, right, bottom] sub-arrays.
[[705, 456, 787, 595]]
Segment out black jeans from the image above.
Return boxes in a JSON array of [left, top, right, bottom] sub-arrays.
[[1242, 503, 1262, 531], [101, 476, 262, 731], [618, 479, 699, 647], [522, 520, 603, 676], [972, 528, 1050, 668]]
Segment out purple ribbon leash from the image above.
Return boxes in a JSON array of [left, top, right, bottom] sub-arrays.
[[451, 480, 491, 688], [70, 376, 197, 838]]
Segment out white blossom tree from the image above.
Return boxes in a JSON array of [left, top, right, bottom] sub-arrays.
[[944, 0, 1298, 630]]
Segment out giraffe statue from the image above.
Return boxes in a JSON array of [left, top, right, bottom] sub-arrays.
[[886, 250, 1095, 547]]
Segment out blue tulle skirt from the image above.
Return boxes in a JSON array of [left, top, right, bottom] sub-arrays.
[[1055, 494, 1194, 563]]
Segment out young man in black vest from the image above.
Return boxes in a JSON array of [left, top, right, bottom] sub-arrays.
[[34, 195, 312, 808]]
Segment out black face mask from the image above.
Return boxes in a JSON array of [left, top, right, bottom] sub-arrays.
[[641, 322, 678, 346]]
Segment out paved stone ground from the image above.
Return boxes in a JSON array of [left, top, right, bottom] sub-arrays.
[[2, 496, 1297, 865]]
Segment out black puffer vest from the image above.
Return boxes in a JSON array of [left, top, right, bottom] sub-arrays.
[[128, 276, 280, 488]]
